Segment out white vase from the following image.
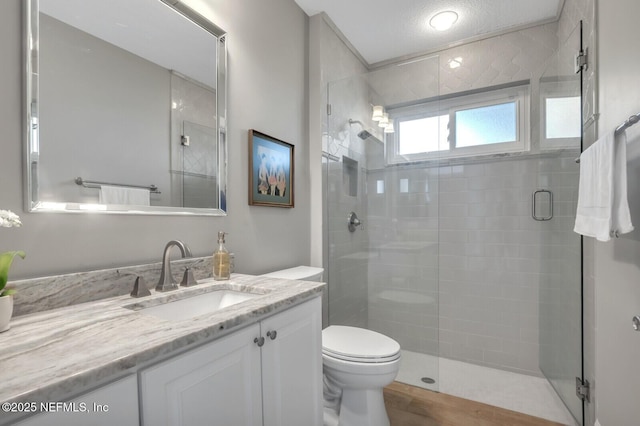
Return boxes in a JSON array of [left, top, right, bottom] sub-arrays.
[[0, 295, 13, 332]]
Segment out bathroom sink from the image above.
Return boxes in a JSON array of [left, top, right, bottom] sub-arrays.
[[125, 289, 261, 321]]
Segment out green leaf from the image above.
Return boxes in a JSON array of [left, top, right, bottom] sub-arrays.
[[0, 251, 26, 293]]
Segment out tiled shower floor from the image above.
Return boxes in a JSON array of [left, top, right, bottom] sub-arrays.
[[395, 350, 577, 425]]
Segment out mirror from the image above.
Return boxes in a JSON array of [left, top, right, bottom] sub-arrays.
[[25, 0, 227, 215]]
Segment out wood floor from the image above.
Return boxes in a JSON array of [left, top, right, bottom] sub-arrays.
[[384, 382, 568, 426]]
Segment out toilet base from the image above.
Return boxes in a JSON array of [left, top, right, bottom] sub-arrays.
[[338, 387, 390, 426]]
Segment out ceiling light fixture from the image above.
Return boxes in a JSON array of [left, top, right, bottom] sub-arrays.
[[430, 11, 458, 31], [371, 105, 395, 134], [378, 113, 389, 128], [371, 105, 384, 121]]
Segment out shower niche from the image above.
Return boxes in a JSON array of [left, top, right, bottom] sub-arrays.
[[342, 156, 358, 197]]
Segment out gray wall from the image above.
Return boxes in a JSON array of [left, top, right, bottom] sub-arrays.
[[39, 14, 171, 206], [0, 0, 310, 278], [595, 0, 640, 424]]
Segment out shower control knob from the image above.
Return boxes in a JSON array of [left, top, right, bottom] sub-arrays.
[[633, 316, 640, 331], [348, 212, 363, 232]]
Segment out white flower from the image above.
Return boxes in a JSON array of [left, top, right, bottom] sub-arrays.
[[0, 210, 22, 228]]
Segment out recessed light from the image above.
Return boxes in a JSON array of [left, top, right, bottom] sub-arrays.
[[448, 57, 463, 69], [430, 11, 458, 31]]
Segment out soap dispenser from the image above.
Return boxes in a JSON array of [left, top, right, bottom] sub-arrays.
[[213, 231, 230, 280]]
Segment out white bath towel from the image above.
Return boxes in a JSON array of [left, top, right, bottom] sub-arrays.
[[574, 131, 633, 241], [99, 185, 150, 206]]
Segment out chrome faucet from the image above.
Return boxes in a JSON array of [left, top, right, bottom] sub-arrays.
[[156, 240, 193, 292]]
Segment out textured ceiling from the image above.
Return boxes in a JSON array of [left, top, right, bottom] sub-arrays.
[[295, 0, 563, 65]]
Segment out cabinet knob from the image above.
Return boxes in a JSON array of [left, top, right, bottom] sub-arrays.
[[266, 330, 277, 340], [633, 316, 640, 331], [254, 336, 265, 347]]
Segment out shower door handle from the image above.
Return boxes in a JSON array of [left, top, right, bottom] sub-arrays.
[[532, 190, 553, 221]]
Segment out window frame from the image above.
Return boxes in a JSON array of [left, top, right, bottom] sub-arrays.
[[387, 84, 530, 164]]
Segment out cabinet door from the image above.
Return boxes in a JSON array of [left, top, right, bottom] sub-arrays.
[[140, 324, 262, 426], [15, 375, 139, 426], [260, 297, 323, 426]]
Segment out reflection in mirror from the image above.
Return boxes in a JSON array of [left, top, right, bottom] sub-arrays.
[[25, 0, 227, 215]]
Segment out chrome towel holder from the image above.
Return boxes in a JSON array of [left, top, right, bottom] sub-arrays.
[[75, 177, 160, 194], [576, 112, 640, 163]]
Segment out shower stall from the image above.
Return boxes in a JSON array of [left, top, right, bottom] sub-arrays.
[[322, 19, 586, 426]]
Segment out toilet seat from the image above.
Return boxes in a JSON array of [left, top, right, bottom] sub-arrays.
[[322, 326, 401, 364]]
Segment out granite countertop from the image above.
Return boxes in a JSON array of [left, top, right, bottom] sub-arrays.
[[0, 274, 324, 411]]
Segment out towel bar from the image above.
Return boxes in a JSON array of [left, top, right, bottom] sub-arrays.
[[75, 177, 161, 194], [575, 112, 640, 163], [615, 113, 640, 135]]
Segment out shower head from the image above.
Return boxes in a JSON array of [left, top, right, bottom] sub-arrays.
[[357, 130, 373, 140], [348, 118, 382, 142], [348, 119, 371, 139]]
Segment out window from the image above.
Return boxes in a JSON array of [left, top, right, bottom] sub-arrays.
[[540, 93, 581, 150], [545, 97, 580, 139], [539, 78, 581, 150], [455, 102, 517, 147], [389, 84, 530, 163], [398, 115, 449, 154]]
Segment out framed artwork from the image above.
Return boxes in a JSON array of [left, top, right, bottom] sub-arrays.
[[248, 129, 294, 208]]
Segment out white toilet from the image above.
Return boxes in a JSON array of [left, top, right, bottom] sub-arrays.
[[262, 266, 401, 426], [322, 326, 400, 426]]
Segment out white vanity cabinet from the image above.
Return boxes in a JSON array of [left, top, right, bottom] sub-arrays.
[[260, 297, 323, 426], [140, 296, 322, 426], [15, 375, 139, 426]]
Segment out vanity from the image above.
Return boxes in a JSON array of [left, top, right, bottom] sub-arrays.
[[6, 1, 325, 423], [0, 274, 324, 426]]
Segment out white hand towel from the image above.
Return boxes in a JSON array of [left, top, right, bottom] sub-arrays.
[[612, 133, 633, 236], [99, 185, 150, 206], [574, 132, 633, 241]]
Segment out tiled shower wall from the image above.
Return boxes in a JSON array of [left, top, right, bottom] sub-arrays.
[[324, 4, 587, 376], [364, 21, 575, 376], [325, 156, 369, 328], [366, 154, 580, 376], [314, 13, 371, 328], [438, 155, 579, 375], [324, 73, 372, 328]]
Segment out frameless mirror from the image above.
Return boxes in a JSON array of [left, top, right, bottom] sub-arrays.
[[24, 0, 227, 215]]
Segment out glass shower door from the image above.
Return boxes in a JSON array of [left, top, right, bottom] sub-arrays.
[[538, 21, 584, 425], [181, 121, 218, 208], [324, 54, 441, 393]]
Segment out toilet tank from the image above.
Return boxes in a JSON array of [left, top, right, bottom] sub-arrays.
[[261, 266, 324, 282]]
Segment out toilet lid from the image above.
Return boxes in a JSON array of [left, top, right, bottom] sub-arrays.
[[322, 326, 400, 363]]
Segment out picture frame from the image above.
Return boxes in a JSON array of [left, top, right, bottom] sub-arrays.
[[248, 129, 294, 208]]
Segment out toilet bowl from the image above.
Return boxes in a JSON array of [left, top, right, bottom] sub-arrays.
[[261, 267, 401, 426], [322, 325, 401, 426]]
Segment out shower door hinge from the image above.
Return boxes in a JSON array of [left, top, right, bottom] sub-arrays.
[[576, 377, 590, 402], [327, 104, 332, 116], [575, 48, 588, 73]]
